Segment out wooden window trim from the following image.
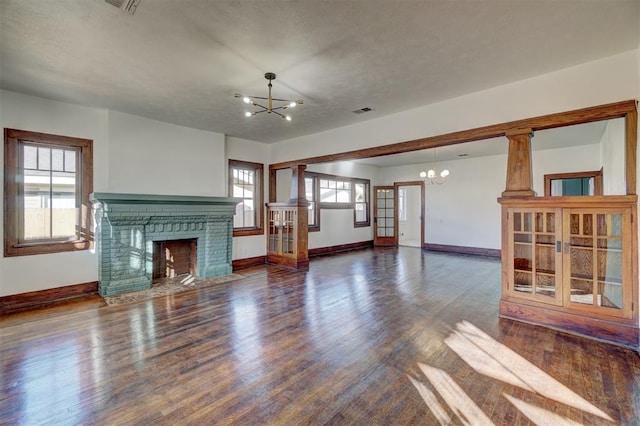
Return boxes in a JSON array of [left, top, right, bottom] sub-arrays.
[[305, 172, 320, 232], [229, 159, 264, 237], [353, 179, 370, 227], [4, 128, 93, 257], [544, 169, 603, 197]]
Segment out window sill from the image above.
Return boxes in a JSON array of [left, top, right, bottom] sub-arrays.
[[5, 240, 91, 257], [233, 228, 264, 237]]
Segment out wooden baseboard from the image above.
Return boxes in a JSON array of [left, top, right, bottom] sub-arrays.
[[423, 243, 500, 258], [232, 256, 266, 270], [309, 240, 373, 257], [0, 281, 99, 315]]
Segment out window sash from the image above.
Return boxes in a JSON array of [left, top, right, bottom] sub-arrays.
[[229, 160, 264, 236]]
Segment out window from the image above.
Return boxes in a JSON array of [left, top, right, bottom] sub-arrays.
[[320, 178, 351, 204], [229, 159, 264, 236], [354, 180, 370, 227], [303, 171, 370, 230], [305, 174, 319, 231], [4, 128, 93, 257], [544, 170, 603, 197]]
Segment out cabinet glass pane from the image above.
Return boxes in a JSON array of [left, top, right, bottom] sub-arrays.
[[535, 244, 554, 274], [570, 278, 594, 305], [523, 213, 532, 232], [546, 213, 555, 233], [514, 271, 532, 294], [535, 274, 556, 297], [597, 243, 622, 310]]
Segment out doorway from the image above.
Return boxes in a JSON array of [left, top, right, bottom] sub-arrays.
[[396, 181, 425, 248]]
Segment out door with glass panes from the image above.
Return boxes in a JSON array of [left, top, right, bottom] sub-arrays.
[[374, 186, 397, 246]]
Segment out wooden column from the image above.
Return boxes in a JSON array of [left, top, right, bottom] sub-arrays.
[[290, 165, 309, 269], [502, 128, 536, 198]]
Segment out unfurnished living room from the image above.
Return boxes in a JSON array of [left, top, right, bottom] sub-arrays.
[[2, 1, 640, 424]]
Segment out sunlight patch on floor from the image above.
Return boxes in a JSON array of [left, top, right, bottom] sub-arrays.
[[410, 320, 614, 424], [504, 394, 584, 426], [445, 321, 612, 421]]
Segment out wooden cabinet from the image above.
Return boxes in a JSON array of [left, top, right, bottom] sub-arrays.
[[499, 196, 638, 348], [266, 203, 309, 270]]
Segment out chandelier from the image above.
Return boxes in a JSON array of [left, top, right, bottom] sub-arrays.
[[234, 72, 303, 121], [419, 148, 450, 184]]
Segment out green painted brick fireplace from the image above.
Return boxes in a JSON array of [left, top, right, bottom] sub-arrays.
[[91, 193, 240, 296]]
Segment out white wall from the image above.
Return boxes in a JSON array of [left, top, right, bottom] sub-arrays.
[[599, 118, 626, 195], [378, 143, 601, 250], [1, 91, 108, 297], [270, 50, 639, 164], [0, 91, 228, 297], [226, 136, 269, 260], [107, 110, 226, 196]]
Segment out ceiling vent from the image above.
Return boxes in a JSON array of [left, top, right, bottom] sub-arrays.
[[105, 0, 142, 15], [352, 107, 374, 114]]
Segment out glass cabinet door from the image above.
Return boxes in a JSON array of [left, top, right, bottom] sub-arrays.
[[509, 208, 563, 305], [563, 209, 632, 318]]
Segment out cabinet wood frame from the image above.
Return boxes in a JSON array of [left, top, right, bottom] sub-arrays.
[[499, 195, 638, 348]]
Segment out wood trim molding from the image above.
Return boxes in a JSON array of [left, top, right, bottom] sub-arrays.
[[309, 240, 373, 257], [0, 281, 99, 314], [423, 243, 500, 258], [269, 100, 637, 171], [232, 255, 266, 270], [626, 108, 637, 195]]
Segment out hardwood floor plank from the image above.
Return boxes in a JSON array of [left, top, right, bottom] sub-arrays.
[[1, 247, 639, 424]]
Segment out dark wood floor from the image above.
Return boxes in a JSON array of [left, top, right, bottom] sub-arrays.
[[2, 247, 639, 425]]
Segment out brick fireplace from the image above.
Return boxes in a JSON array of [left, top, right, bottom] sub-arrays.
[[91, 193, 239, 296]]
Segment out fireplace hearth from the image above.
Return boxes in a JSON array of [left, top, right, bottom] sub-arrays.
[[91, 193, 239, 296]]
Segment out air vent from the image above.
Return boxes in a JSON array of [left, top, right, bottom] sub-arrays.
[[458, 153, 469, 157], [352, 107, 374, 114], [105, 0, 142, 15]]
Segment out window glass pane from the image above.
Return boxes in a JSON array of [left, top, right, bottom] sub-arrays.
[[23, 145, 37, 169], [321, 187, 337, 203], [337, 188, 350, 203], [22, 144, 78, 241], [37, 147, 51, 171], [355, 183, 365, 202], [305, 177, 314, 200], [51, 149, 64, 171]]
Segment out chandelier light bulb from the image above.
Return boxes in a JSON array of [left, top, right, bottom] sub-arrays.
[[419, 171, 427, 178], [244, 111, 252, 117], [289, 102, 297, 108], [242, 96, 251, 104], [427, 170, 436, 179], [441, 169, 450, 178], [285, 115, 292, 121]]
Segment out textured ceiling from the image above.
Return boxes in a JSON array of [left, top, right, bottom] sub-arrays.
[[1, 1, 638, 144]]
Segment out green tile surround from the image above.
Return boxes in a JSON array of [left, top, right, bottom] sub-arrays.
[[91, 193, 241, 296]]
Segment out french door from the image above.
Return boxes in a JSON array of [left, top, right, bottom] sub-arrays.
[[374, 186, 398, 246]]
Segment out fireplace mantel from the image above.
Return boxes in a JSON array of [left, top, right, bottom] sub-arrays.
[[91, 193, 240, 296]]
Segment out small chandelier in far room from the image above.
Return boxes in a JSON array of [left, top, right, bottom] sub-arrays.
[[234, 72, 303, 121], [419, 148, 449, 185]]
